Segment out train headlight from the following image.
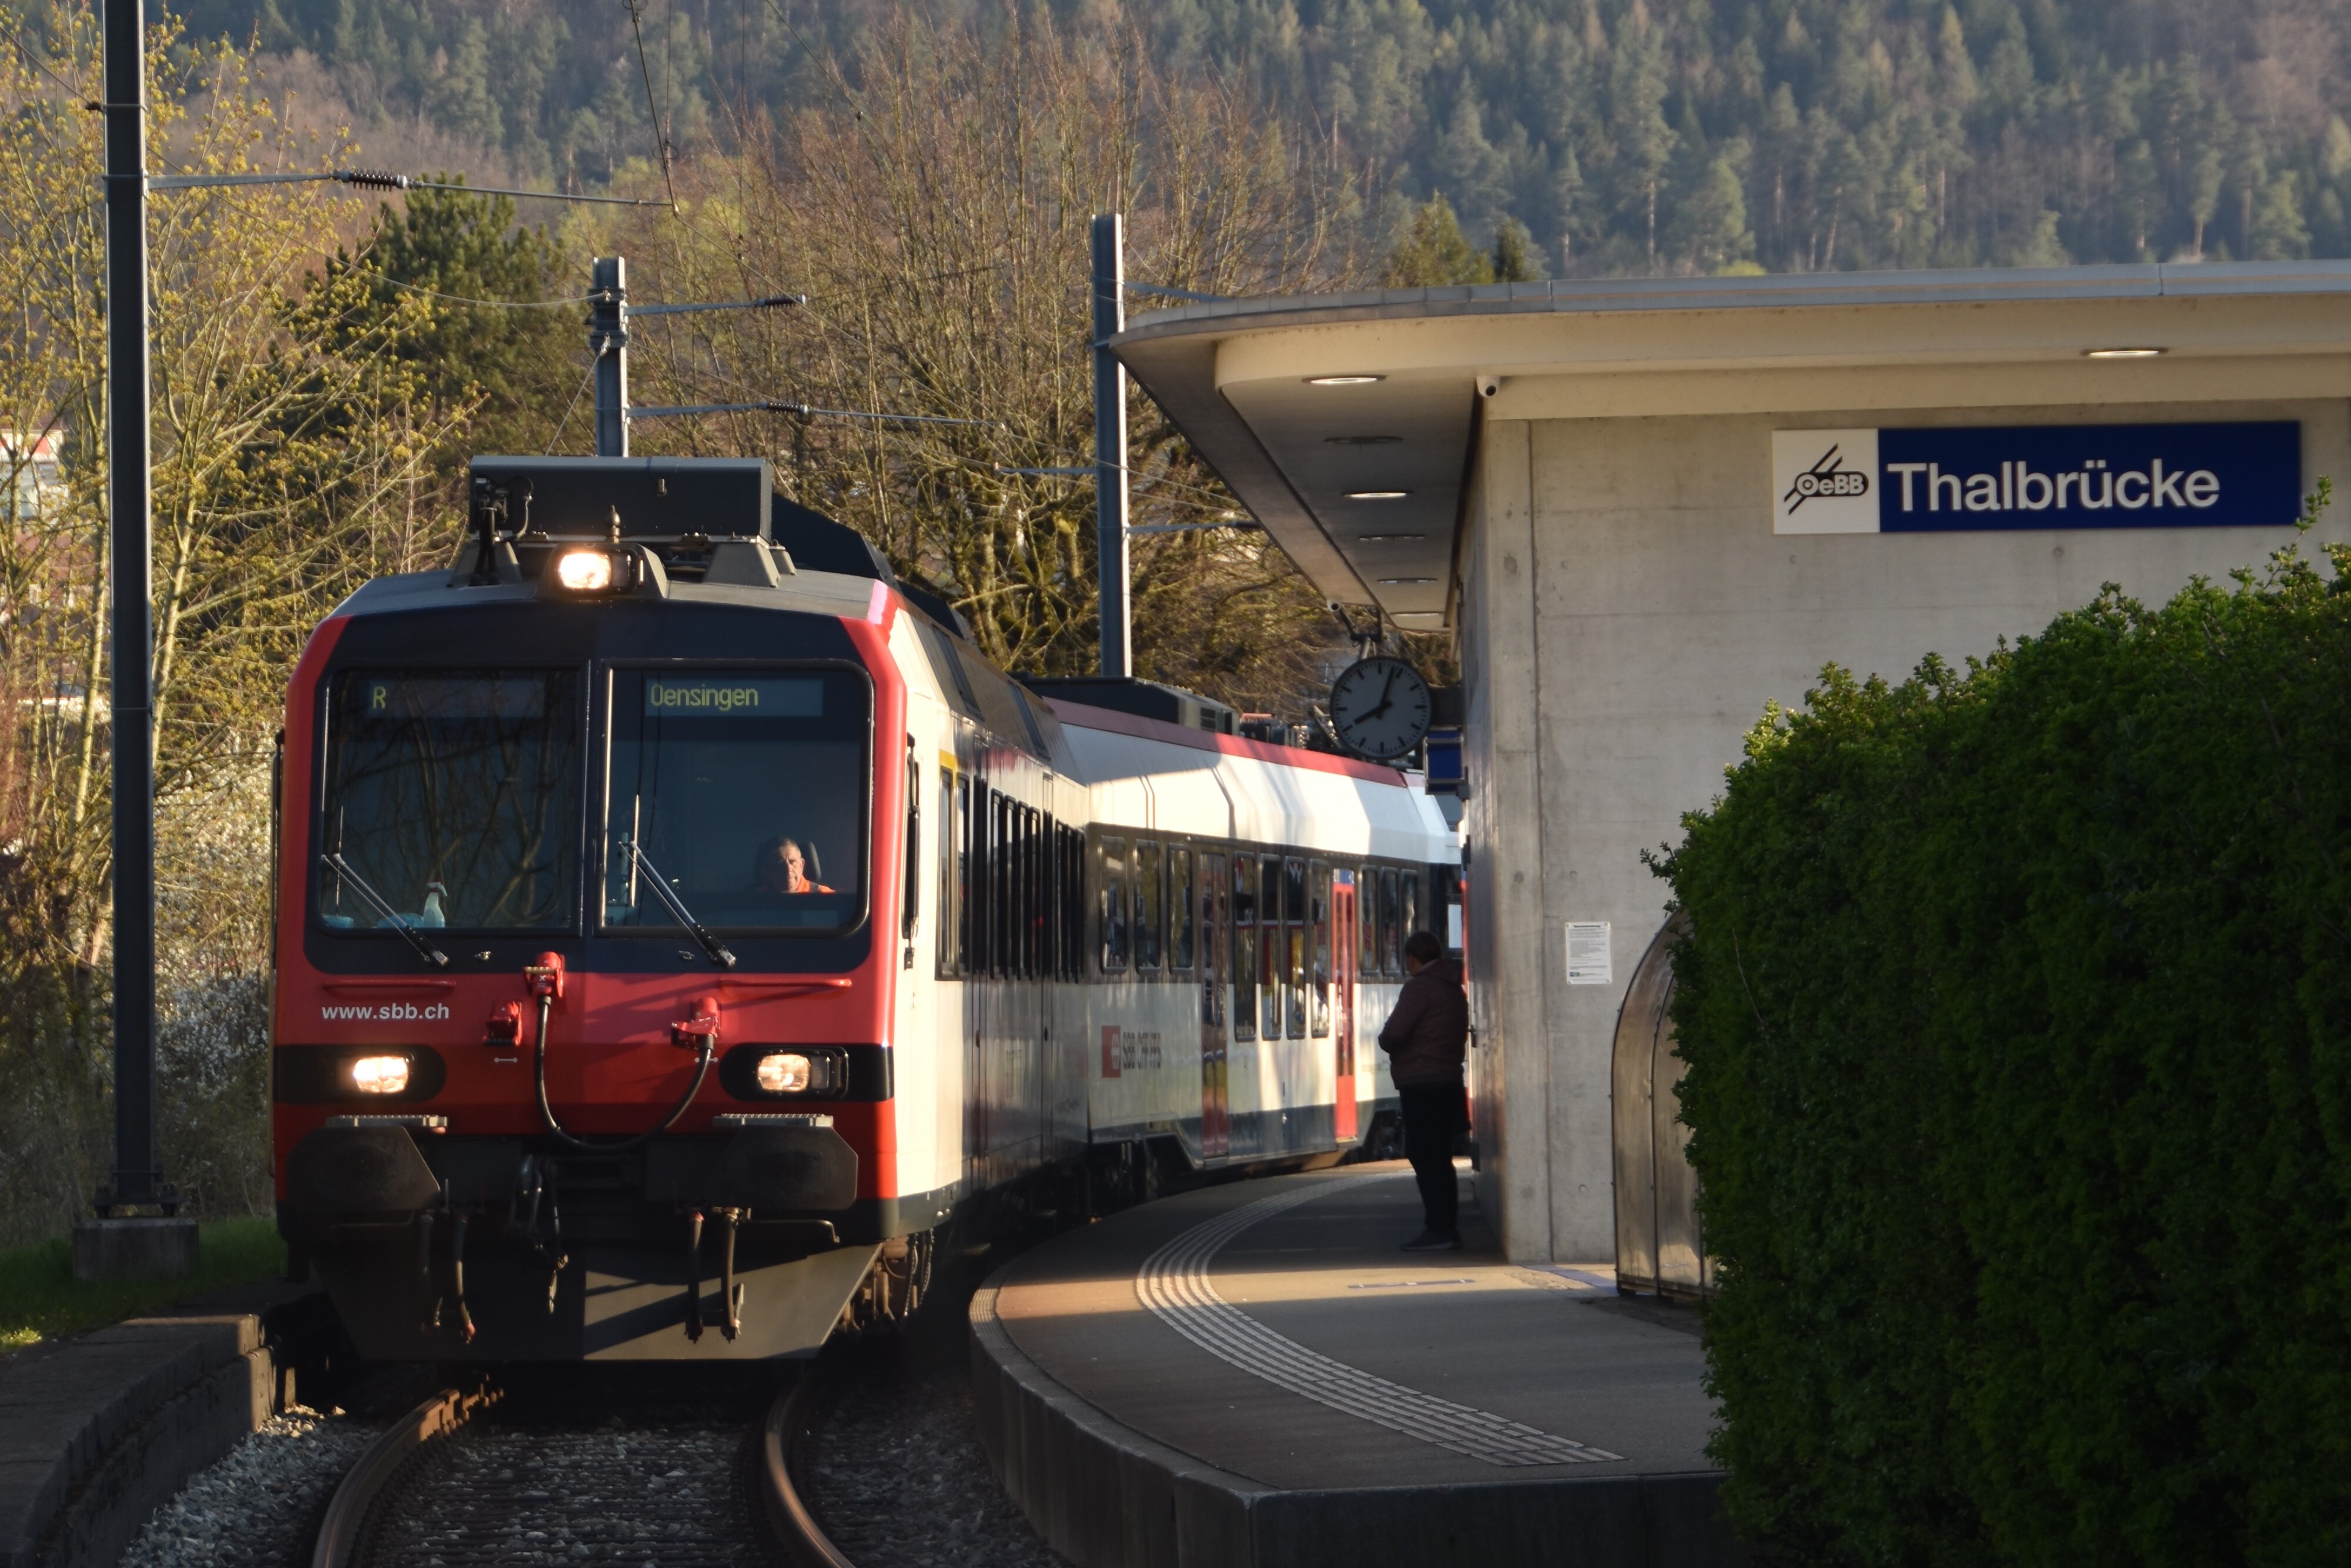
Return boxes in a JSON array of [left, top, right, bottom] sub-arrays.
[[553, 548, 618, 593], [349, 1054, 412, 1095], [755, 1051, 814, 1094]]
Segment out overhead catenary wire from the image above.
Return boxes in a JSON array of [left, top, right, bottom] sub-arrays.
[[147, 168, 663, 204], [547, 350, 606, 454], [631, 400, 998, 428], [627, 0, 680, 210]]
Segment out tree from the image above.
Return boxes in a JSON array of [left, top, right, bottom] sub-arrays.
[[323, 185, 577, 459], [1384, 194, 1493, 285], [0, 6, 463, 1241], [2249, 171, 2310, 260], [1490, 217, 1544, 282], [1668, 148, 1757, 273], [594, 12, 1367, 716]]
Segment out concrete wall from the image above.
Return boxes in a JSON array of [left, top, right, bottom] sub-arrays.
[[1464, 395, 2351, 1263]]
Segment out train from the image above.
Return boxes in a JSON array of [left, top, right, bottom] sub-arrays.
[[272, 454, 1459, 1360]]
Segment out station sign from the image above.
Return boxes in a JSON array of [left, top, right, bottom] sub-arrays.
[[1772, 422, 2302, 535]]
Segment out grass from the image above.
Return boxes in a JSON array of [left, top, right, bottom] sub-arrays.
[[0, 1216, 286, 1350]]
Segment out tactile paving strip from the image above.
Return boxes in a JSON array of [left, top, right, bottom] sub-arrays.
[[1135, 1179, 1624, 1467]]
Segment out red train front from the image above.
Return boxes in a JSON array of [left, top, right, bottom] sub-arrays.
[[273, 456, 936, 1360]]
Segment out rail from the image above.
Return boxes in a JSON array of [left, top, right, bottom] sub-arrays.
[[760, 1356, 860, 1568], [309, 1384, 494, 1568]]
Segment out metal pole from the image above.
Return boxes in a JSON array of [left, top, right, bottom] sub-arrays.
[[590, 256, 628, 458], [1091, 215, 1129, 679], [102, 0, 160, 1211]]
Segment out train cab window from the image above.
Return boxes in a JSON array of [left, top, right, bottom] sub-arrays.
[[1379, 868, 1402, 975], [937, 770, 965, 977], [1097, 835, 1129, 972], [600, 669, 869, 935], [321, 670, 580, 932], [1359, 863, 1379, 976], [1135, 841, 1164, 972], [1169, 848, 1195, 971], [1283, 857, 1307, 1039], [1260, 856, 1285, 1040], [1308, 861, 1332, 1037], [1231, 854, 1258, 1041]]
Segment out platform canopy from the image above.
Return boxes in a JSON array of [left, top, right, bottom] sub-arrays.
[[1108, 260, 2351, 632]]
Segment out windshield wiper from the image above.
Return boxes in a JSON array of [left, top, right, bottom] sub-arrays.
[[620, 840, 738, 969], [320, 854, 450, 968]]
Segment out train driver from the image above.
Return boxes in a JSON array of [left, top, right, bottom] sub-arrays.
[[753, 835, 835, 895]]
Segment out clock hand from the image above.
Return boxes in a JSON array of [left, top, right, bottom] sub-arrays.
[[1363, 668, 1399, 720]]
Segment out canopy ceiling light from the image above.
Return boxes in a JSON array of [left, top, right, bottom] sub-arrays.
[[1356, 533, 1427, 542], [1306, 374, 1385, 386], [1326, 434, 1402, 445], [2082, 347, 2166, 359], [1379, 576, 1437, 585], [1346, 490, 1412, 500]]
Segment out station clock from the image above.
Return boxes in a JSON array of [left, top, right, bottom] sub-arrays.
[[1326, 656, 1433, 761]]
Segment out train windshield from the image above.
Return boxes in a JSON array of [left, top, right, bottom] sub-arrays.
[[319, 671, 581, 931], [600, 668, 870, 935]]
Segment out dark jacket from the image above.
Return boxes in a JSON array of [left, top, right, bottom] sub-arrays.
[[1377, 958, 1467, 1087]]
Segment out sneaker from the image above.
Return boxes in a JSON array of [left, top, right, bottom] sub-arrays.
[[1400, 1229, 1463, 1252]]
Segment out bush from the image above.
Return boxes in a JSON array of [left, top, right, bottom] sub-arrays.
[[1661, 534, 2351, 1566]]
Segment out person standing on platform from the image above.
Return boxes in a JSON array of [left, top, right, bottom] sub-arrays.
[[1379, 930, 1469, 1251]]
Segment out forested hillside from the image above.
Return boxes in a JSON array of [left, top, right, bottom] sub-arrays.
[[180, 0, 2351, 275]]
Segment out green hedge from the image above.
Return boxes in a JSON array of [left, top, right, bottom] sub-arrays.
[[1661, 538, 2351, 1566]]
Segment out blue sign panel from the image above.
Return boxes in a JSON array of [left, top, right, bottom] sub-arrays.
[[1876, 422, 2300, 533]]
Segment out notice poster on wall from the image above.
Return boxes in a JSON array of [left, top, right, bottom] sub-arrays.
[[1566, 922, 1612, 987], [1773, 422, 2302, 535]]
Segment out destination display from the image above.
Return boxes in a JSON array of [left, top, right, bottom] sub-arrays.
[[1772, 422, 2302, 535], [643, 676, 822, 716]]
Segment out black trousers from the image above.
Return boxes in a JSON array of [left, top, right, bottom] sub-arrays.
[[1399, 1081, 1468, 1235]]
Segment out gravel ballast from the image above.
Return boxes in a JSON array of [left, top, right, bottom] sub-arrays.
[[117, 1406, 378, 1568], [805, 1359, 1066, 1568], [361, 1418, 767, 1566]]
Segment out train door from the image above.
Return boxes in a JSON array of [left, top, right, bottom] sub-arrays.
[[1332, 874, 1358, 1141], [1198, 852, 1230, 1158]]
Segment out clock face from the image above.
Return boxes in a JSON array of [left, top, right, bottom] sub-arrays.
[[1327, 657, 1432, 761]]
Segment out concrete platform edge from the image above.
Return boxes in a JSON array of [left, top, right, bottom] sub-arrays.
[[971, 1281, 1274, 1568], [968, 1273, 1750, 1568], [0, 1313, 282, 1568]]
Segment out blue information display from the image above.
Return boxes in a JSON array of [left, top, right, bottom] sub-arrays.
[[1771, 421, 2303, 534], [1878, 422, 2301, 532]]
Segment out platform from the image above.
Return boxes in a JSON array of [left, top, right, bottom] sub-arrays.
[[969, 1162, 1743, 1568]]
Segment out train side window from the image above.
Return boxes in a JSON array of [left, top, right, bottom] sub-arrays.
[[969, 782, 992, 977], [1064, 824, 1086, 979], [1379, 868, 1402, 975], [1028, 807, 1046, 978], [994, 795, 1014, 977], [1283, 857, 1307, 1039], [1260, 856, 1285, 1040], [935, 770, 959, 975], [1135, 841, 1164, 972], [1402, 872, 1421, 957], [1308, 861, 1331, 1037], [1169, 848, 1195, 971], [1231, 853, 1258, 1041], [1098, 835, 1129, 972], [902, 749, 921, 943], [1359, 863, 1379, 975]]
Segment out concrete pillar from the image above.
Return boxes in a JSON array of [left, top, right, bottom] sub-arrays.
[[1462, 420, 1556, 1262], [72, 1217, 198, 1281]]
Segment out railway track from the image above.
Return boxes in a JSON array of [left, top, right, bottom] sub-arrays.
[[310, 1365, 855, 1568]]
